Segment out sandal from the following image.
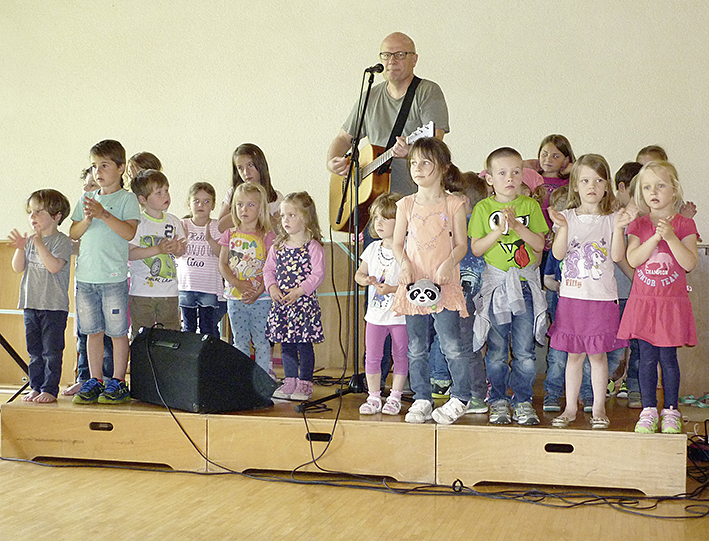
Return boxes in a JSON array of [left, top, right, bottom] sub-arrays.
[[551, 414, 576, 428], [590, 416, 610, 430], [359, 397, 382, 415], [382, 396, 402, 415]]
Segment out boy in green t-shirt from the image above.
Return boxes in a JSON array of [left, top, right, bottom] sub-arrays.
[[469, 147, 548, 426], [70, 140, 141, 405]]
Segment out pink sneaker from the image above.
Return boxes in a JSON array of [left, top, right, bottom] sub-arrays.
[[273, 377, 297, 399], [634, 407, 659, 433], [661, 407, 682, 434], [290, 379, 313, 401]]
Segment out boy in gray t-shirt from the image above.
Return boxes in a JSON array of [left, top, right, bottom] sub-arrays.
[[8, 189, 72, 402]]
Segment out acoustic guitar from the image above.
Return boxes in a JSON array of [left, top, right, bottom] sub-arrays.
[[329, 121, 434, 231]]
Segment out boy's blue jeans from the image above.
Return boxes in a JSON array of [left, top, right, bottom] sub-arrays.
[[406, 309, 472, 404], [485, 281, 536, 406], [24, 309, 68, 397]]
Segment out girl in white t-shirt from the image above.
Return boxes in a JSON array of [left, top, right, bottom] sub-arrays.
[[177, 182, 224, 337], [547, 154, 629, 430], [354, 193, 408, 415]]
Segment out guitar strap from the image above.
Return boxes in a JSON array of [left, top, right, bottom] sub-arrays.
[[378, 76, 422, 175]]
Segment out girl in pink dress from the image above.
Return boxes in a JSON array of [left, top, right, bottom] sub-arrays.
[[617, 162, 698, 434]]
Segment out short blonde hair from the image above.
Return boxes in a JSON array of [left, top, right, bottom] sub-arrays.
[[633, 161, 683, 214], [230, 182, 271, 233]]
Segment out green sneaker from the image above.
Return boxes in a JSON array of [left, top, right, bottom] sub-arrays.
[[72, 378, 105, 404], [634, 407, 659, 433], [98, 378, 131, 404], [466, 396, 488, 414], [431, 379, 451, 399], [616, 381, 629, 399]]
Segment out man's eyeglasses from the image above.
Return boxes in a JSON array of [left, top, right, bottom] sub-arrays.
[[379, 51, 415, 61]]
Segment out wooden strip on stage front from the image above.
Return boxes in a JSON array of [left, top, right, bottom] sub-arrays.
[[207, 415, 436, 483], [436, 425, 686, 497], [1, 400, 207, 471]]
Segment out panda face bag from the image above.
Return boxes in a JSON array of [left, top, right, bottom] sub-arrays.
[[406, 278, 441, 310]]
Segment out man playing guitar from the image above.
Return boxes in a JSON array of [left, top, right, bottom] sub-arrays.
[[326, 32, 449, 200]]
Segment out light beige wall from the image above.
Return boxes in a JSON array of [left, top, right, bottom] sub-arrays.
[[2, 1, 707, 239]]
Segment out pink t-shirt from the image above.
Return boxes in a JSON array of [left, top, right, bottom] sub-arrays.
[[617, 214, 698, 346], [177, 218, 224, 297]]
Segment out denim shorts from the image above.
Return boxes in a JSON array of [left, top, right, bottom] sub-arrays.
[[179, 290, 220, 308], [76, 280, 129, 337]]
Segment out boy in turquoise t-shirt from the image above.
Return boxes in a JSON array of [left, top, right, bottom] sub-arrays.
[[70, 139, 141, 405], [469, 147, 548, 426]]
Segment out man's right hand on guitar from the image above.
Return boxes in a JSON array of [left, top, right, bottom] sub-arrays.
[[327, 155, 350, 177]]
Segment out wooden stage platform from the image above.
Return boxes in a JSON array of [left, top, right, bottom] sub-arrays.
[[1, 385, 696, 497]]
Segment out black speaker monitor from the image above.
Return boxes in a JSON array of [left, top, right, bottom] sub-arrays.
[[130, 328, 277, 413]]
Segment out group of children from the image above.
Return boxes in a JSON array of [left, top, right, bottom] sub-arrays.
[[9, 135, 698, 436], [10, 139, 326, 405], [354, 136, 697, 434]]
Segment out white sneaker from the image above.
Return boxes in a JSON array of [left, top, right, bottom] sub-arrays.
[[404, 399, 433, 423], [432, 397, 468, 425]]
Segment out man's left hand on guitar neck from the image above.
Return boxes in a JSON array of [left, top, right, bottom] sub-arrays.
[[391, 135, 410, 159]]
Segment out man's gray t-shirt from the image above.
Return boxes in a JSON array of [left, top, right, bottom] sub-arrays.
[[342, 78, 449, 196]]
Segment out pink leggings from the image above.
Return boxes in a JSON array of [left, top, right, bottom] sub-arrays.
[[365, 322, 409, 376]]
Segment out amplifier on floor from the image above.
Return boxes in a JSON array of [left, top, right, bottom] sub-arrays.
[[130, 327, 277, 413]]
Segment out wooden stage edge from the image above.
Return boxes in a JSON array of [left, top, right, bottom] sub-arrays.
[[1, 389, 697, 497]]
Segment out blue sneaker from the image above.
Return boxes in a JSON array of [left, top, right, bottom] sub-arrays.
[[543, 395, 561, 412], [72, 378, 105, 404], [98, 378, 131, 404]]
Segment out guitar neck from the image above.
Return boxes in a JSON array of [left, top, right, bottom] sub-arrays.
[[360, 147, 395, 179]]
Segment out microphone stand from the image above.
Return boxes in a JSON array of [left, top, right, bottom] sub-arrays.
[[295, 70, 377, 412]]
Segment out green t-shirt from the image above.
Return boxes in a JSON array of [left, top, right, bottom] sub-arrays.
[[71, 188, 141, 283], [468, 195, 548, 271]]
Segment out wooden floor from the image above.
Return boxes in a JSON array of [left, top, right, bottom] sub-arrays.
[[1, 383, 708, 539]]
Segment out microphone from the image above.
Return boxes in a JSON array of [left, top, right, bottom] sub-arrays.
[[365, 63, 384, 73]]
